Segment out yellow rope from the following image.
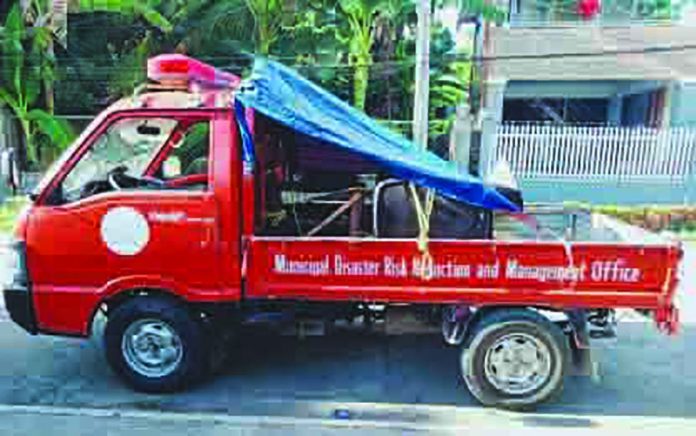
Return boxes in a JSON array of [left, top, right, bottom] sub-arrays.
[[266, 209, 287, 227], [409, 183, 436, 280]]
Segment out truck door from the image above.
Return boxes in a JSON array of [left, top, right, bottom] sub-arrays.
[[27, 111, 239, 334]]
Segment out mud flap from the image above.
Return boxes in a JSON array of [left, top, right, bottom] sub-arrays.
[[566, 309, 594, 377]]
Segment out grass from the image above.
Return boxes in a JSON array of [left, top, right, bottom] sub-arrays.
[[675, 230, 696, 241], [560, 202, 696, 240], [0, 196, 29, 236]]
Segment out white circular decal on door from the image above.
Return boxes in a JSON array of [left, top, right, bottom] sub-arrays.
[[100, 207, 150, 256]]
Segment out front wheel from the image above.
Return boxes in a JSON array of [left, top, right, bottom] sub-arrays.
[[461, 309, 567, 410], [104, 296, 208, 393]]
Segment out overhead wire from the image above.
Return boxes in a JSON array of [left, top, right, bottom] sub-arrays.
[[3, 41, 696, 68]]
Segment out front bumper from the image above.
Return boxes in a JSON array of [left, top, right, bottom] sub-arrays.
[[3, 287, 37, 334], [2, 240, 36, 334]]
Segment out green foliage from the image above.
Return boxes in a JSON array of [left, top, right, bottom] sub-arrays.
[[107, 33, 153, 97], [335, 0, 411, 110], [175, 122, 209, 171], [62, 0, 497, 117], [2, 4, 27, 99], [246, 0, 285, 55], [46, 0, 510, 162], [0, 196, 29, 235], [454, 0, 508, 23], [429, 60, 470, 135], [0, 3, 75, 168], [531, 0, 683, 20], [176, 0, 256, 55], [636, 0, 673, 18], [76, 0, 174, 32], [26, 109, 74, 151]]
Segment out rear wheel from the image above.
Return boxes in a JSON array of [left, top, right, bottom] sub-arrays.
[[104, 296, 208, 393], [461, 309, 567, 410]]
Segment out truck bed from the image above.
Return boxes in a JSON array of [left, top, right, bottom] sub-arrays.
[[247, 217, 682, 331]]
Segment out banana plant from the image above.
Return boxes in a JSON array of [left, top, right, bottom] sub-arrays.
[[246, 0, 285, 55], [71, 0, 174, 32], [15, 0, 65, 114], [429, 60, 470, 134], [0, 4, 74, 168], [336, 0, 408, 111]]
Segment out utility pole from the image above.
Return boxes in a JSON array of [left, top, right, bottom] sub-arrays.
[[450, 3, 493, 177], [53, 0, 68, 48], [412, 0, 431, 151], [47, 0, 69, 114], [468, 2, 492, 176]]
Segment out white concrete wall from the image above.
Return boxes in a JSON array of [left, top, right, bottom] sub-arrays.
[[489, 25, 696, 82], [670, 81, 696, 126]]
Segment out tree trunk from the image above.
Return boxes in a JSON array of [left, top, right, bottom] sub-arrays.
[[353, 60, 369, 111], [259, 37, 272, 56], [44, 38, 55, 114], [18, 117, 35, 170], [257, 14, 273, 55], [352, 34, 373, 111]]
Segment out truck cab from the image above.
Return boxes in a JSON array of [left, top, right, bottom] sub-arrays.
[[5, 59, 244, 337]]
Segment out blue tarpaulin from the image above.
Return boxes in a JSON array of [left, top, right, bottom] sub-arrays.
[[236, 59, 520, 212]]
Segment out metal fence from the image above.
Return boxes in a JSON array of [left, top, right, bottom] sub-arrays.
[[491, 124, 696, 205]]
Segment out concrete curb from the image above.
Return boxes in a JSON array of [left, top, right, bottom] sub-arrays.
[[0, 402, 694, 433]]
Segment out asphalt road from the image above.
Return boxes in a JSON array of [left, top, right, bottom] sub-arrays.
[[0, 243, 694, 433]]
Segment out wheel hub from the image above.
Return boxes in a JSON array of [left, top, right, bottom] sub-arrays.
[[483, 332, 552, 395], [122, 319, 183, 378]]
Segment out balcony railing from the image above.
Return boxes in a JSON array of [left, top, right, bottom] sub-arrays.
[[507, 0, 679, 26], [492, 123, 696, 182], [488, 123, 696, 204]]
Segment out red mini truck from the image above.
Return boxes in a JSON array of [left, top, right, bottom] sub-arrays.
[[2, 55, 684, 409]]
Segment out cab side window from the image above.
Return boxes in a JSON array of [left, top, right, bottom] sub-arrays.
[[158, 121, 211, 191], [50, 116, 212, 205]]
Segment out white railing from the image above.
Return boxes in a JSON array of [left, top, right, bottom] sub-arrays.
[[492, 124, 696, 182]]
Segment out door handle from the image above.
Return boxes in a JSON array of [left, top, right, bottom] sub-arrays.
[[202, 225, 214, 247], [189, 218, 217, 247]]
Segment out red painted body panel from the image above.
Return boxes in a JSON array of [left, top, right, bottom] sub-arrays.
[[27, 191, 229, 334], [24, 108, 241, 336], [247, 238, 681, 321]]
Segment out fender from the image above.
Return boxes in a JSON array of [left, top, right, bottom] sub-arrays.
[[84, 275, 190, 337], [97, 275, 188, 301]]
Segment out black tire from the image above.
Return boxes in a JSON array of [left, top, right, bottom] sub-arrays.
[[104, 296, 208, 393], [461, 308, 568, 410]]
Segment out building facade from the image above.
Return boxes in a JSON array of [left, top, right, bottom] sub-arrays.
[[478, 1, 696, 204]]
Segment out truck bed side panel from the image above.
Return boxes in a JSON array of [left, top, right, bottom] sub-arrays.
[[247, 237, 681, 310]]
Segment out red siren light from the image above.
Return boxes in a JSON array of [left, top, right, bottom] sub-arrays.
[[147, 54, 241, 89]]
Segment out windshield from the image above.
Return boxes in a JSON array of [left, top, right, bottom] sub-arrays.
[[61, 118, 177, 202], [33, 110, 111, 198]]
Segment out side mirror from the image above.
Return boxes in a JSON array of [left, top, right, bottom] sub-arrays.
[[0, 148, 19, 192], [0, 150, 11, 182]]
